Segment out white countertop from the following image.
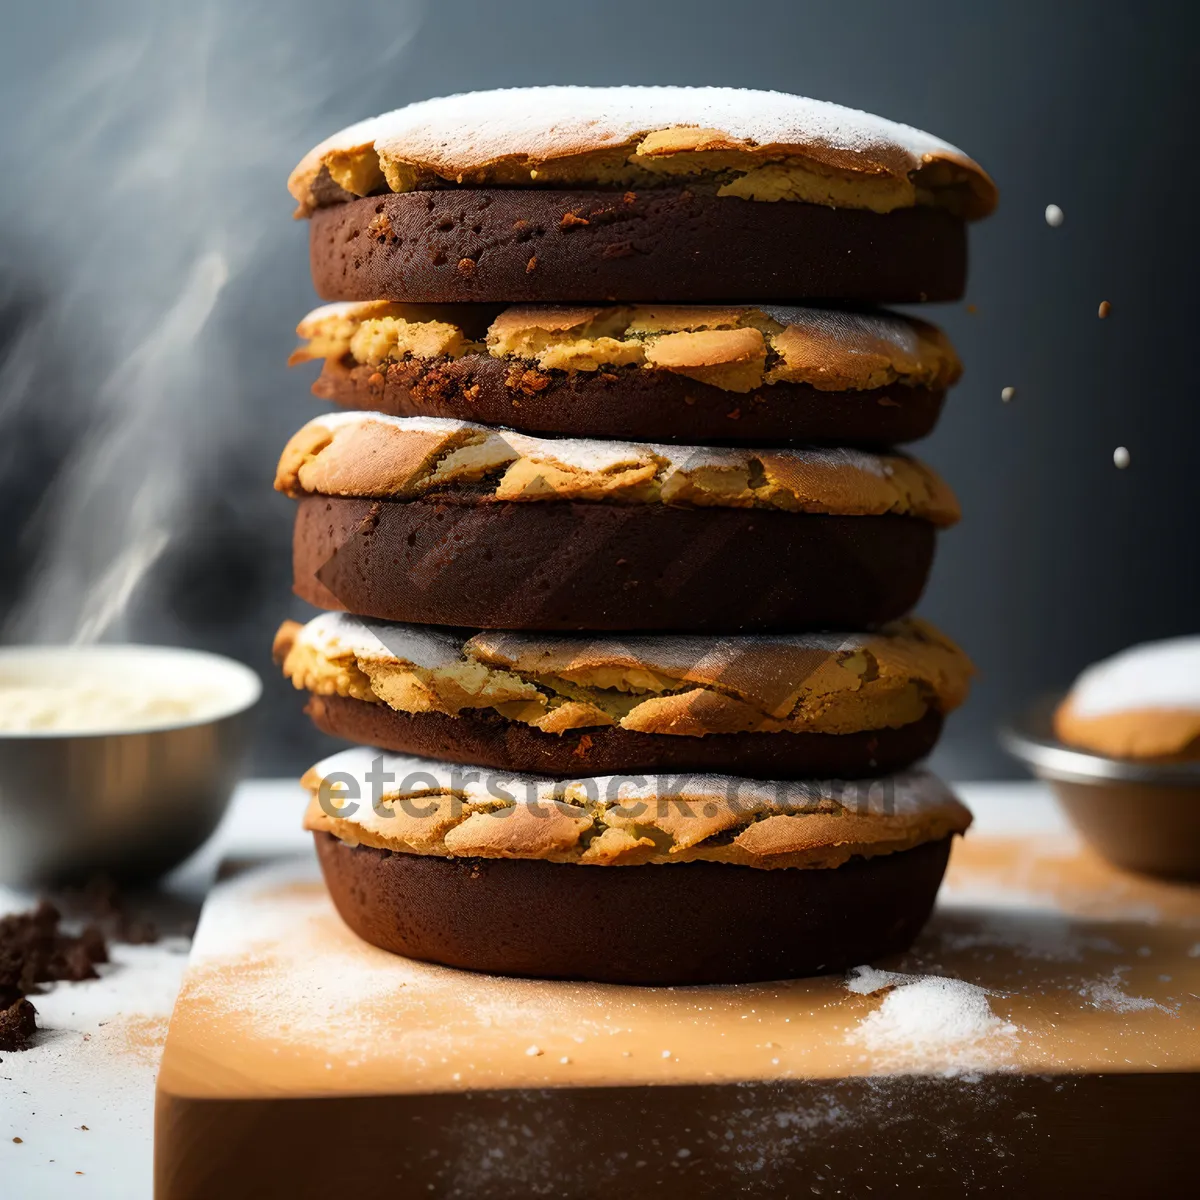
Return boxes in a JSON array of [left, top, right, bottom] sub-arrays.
[[0, 780, 1067, 1200]]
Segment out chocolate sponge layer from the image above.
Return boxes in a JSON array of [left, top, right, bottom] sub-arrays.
[[305, 694, 945, 781], [292, 496, 938, 632], [313, 356, 947, 449], [314, 831, 954, 985], [310, 188, 967, 304]]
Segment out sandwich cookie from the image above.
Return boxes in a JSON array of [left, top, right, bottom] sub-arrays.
[[303, 748, 972, 984], [276, 414, 959, 632], [291, 86, 995, 304], [275, 613, 972, 779], [293, 301, 960, 448]]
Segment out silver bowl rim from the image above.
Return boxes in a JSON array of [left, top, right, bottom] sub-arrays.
[[0, 643, 262, 741], [1000, 692, 1200, 787]]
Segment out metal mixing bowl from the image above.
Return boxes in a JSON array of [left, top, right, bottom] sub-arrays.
[[1001, 694, 1200, 881], [0, 645, 261, 886]]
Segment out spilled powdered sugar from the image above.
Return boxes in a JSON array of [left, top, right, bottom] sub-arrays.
[[1079, 969, 1175, 1015], [843, 966, 1018, 1074]]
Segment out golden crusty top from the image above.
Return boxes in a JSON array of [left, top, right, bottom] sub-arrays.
[[274, 413, 960, 524], [275, 612, 973, 739], [301, 747, 972, 869], [289, 86, 996, 219], [292, 301, 962, 396]]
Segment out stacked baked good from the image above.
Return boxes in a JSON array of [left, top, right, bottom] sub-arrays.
[[275, 87, 994, 985]]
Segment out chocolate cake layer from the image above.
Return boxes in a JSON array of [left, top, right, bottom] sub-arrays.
[[313, 356, 947, 448], [306, 694, 945, 780], [293, 496, 937, 632], [314, 831, 953, 985], [309, 190, 968, 304]]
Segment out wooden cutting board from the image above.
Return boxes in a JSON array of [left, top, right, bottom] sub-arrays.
[[155, 815, 1200, 1198]]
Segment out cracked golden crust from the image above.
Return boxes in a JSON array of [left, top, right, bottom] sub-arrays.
[[298, 750, 972, 869], [288, 87, 995, 219], [292, 301, 961, 396], [273, 614, 972, 738], [274, 414, 960, 525]]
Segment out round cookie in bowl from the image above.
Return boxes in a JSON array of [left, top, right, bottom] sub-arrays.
[[1054, 636, 1200, 761], [276, 414, 959, 632], [292, 301, 960, 448], [1004, 637, 1200, 880], [303, 748, 972, 985], [274, 613, 972, 779], [291, 86, 995, 304]]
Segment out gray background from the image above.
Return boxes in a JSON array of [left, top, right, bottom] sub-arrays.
[[0, 0, 1195, 778]]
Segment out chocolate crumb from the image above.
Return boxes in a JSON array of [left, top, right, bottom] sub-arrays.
[[0, 897, 122, 1049], [0, 998, 38, 1052]]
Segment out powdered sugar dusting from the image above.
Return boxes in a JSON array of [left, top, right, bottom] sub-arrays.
[[300, 411, 909, 489], [1066, 635, 1200, 718], [297, 610, 464, 669], [1080, 970, 1176, 1015], [296, 610, 873, 667], [758, 305, 927, 358], [307, 745, 966, 825], [310, 86, 980, 179]]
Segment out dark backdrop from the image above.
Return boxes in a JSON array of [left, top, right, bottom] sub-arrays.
[[0, 0, 1196, 778]]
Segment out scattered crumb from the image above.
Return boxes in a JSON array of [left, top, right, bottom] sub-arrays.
[[0, 998, 38, 1052], [1045, 204, 1064, 227], [558, 1056, 571, 1065], [525, 1045, 542, 1057], [661, 1049, 672, 1059], [12, 1137, 22, 1144], [1113, 446, 1130, 469], [966, 303, 978, 314], [1098, 300, 1112, 318], [1001, 386, 1016, 403]]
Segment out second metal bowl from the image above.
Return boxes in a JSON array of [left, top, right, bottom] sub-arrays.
[[1001, 695, 1200, 881]]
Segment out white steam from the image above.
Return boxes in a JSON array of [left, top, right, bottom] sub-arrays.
[[0, 0, 425, 644]]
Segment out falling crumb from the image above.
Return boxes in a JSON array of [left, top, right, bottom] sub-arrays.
[[1001, 386, 1016, 403], [525, 1045, 542, 1057], [80, 1126, 88, 1132], [1098, 300, 1112, 318], [1045, 204, 1064, 227], [966, 303, 978, 314], [1113, 446, 1131, 469], [12, 1137, 22, 1144]]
